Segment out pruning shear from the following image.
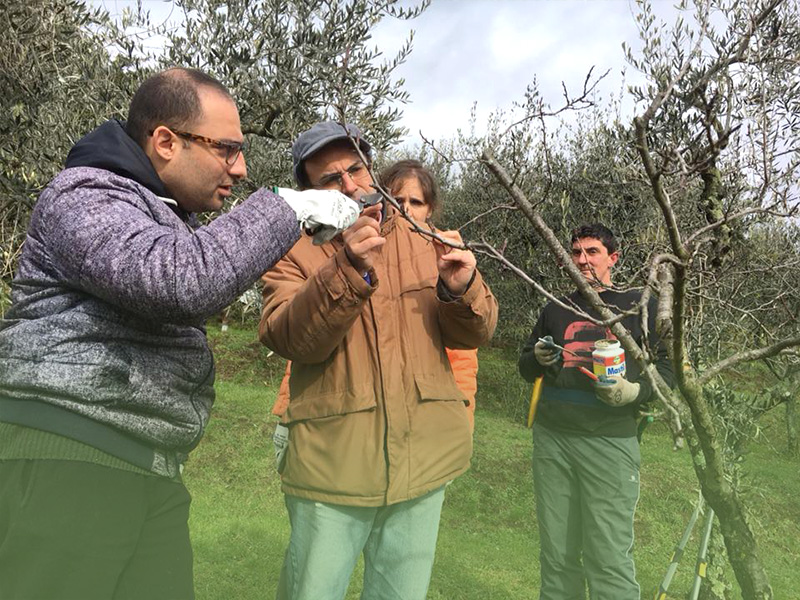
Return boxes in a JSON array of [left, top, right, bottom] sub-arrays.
[[357, 192, 383, 211], [538, 337, 613, 385], [537, 337, 580, 358]]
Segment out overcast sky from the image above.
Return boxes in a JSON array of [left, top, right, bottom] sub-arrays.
[[371, 0, 655, 144], [96, 0, 678, 144]]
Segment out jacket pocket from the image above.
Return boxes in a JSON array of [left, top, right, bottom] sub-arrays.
[[396, 246, 438, 295], [414, 373, 467, 404], [284, 384, 377, 423], [398, 273, 437, 295]]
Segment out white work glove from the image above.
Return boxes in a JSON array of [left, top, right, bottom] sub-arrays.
[[273, 423, 289, 473], [593, 376, 641, 407], [274, 187, 360, 245], [534, 335, 562, 367]]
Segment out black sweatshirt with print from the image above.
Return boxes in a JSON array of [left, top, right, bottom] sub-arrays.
[[519, 289, 674, 437]]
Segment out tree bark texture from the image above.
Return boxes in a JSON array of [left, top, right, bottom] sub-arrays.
[[699, 522, 733, 600], [682, 380, 774, 600], [700, 167, 731, 270]]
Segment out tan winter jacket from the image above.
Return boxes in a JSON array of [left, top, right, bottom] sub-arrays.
[[259, 209, 498, 506]]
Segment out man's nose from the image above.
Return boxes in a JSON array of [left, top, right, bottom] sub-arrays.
[[229, 152, 247, 180], [341, 172, 359, 198]]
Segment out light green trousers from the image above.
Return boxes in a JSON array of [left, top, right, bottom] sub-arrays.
[[276, 486, 446, 600], [532, 423, 641, 600]]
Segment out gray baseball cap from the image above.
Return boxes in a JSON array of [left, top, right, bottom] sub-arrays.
[[292, 121, 372, 187]]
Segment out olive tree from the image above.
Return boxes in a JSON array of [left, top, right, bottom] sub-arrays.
[[153, 0, 427, 192], [407, 0, 798, 596], [0, 0, 141, 310]]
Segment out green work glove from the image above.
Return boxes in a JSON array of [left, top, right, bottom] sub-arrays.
[[594, 375, 641, 407], [534, 335, 562, 367]]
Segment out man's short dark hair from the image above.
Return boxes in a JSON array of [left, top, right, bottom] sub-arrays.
[[126, 68, 232, 148], [571, 223, 617, 254]]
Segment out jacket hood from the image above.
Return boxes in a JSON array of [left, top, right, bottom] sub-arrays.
[[65, 119, 172, 200]]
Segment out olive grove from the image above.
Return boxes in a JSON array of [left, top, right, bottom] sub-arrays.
[[414, 1, 799, 597], [2, 0, 799, 596]]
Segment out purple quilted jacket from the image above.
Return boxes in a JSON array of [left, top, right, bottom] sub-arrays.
[[0, 121, 299, 464]]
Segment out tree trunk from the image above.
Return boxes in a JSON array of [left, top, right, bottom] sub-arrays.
[[682, 380, 774, 600], [699, 522, 732, 600], [700, 167, 731, 270]]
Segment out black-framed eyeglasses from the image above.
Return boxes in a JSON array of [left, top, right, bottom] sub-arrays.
[[170, 128, 246, 166], [314, 161, 371, 190]]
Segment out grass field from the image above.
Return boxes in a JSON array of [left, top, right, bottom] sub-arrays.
[[183, 324, 799, 599]]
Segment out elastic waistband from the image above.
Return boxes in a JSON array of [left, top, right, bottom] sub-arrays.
[[0, 398, 183, 478]]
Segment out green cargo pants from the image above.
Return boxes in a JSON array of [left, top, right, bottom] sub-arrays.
[[532, 423, 641, 600], [0, 459, 194, 600]]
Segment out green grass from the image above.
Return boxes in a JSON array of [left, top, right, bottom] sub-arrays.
[[184, 325, 800, 598]]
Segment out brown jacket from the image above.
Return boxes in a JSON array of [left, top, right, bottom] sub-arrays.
[[272, 348, 478, 427], [259, 210, 498, 506]]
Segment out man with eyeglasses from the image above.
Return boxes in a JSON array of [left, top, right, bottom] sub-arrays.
[[0, 69, 359, 600], [259, 121, 499, 600]]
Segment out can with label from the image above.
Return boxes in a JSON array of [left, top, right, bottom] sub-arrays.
[[592, 339, 626, 379]]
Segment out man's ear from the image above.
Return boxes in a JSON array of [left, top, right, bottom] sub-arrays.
[[609, 251, 620, 267], [149, 126, 179, 161]]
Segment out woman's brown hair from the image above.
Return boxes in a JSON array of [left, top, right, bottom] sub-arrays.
[[379, 159, 440, 220]]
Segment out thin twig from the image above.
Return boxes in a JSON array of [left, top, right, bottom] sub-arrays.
[[457, 205, 518, 231]]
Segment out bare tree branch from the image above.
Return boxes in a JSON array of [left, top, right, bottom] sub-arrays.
[[469, 241, 598, 322], [685, 203, 796, 247], [698, 335, 800, 385], [500, 67, 610, 138]]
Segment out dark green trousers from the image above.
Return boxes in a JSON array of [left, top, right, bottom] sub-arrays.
[[532, 423, 641, 600], [0, 459, 194, 600]]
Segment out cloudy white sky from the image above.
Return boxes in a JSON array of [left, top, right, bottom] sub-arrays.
[[370, 0, 654, 144], [96, 0, 679, 144]]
